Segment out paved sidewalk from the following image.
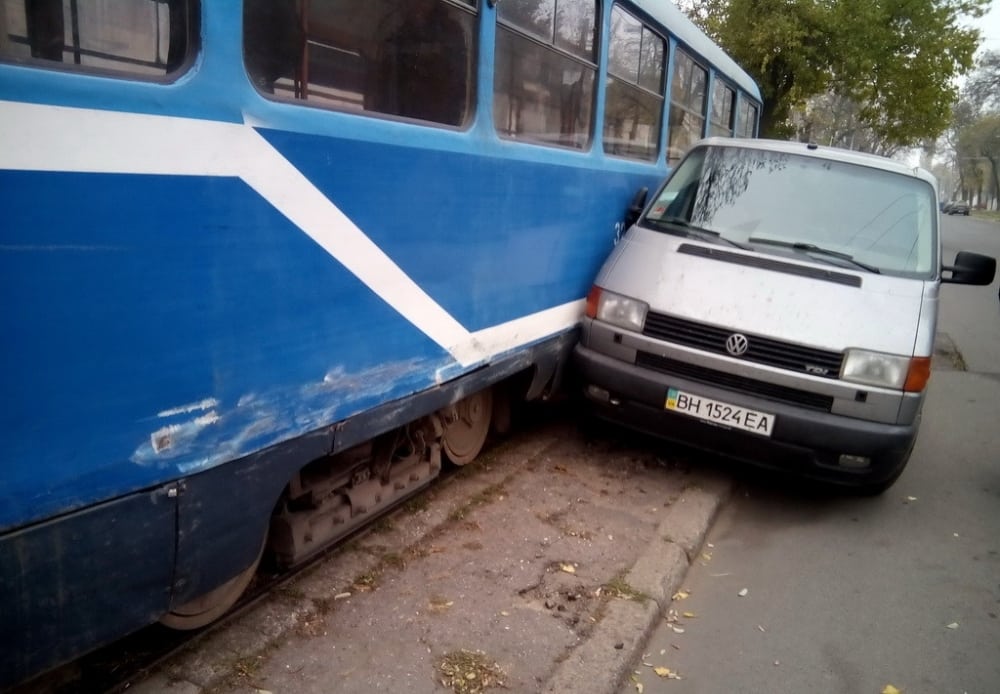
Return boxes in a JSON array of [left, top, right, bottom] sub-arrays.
[[133, 417, 731, 694]]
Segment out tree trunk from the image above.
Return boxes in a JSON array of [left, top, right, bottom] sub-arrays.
[[987, 157, 1000, 211]]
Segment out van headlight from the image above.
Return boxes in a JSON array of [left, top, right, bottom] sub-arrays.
[[585, 286, 648, 332], [841, 349, 910, 389]]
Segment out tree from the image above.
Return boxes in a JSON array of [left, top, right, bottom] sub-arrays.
[[795, 92, 903, 156], [965, 50, 1000, 112], [682, 0, 987, 147], [945, 98, 981, 198], [957, 115, 1000, 208]]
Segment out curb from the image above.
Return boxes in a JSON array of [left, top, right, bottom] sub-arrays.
[[542, 475, 732, 694]]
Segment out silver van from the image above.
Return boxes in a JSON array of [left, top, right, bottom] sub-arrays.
[[575, 138, 996, 493]]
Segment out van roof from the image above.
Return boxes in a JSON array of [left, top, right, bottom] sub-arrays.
[[699, 137, 938, 189]]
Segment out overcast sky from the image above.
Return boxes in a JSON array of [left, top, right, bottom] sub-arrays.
[[975, 1, 1000, 51]]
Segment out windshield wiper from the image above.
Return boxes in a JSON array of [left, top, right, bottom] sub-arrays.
[[645, 216, 705, 232], [645, 218, 750, 250], [747, 237, 881, 274]]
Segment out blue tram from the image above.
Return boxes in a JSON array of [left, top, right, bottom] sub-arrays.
[[0, 0, 759, 685]]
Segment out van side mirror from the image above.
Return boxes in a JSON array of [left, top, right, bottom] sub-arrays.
[[624, 187, 648, 228], [941, 251, 996, 286]]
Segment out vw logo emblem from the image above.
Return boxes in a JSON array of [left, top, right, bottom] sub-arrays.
[[725, 333, 749, 357]]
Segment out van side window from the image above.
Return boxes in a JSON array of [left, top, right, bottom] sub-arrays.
[[709, 80, 735, 137], [243, 0, 476, 128], [603, 4, 665, 161], [0, 0, 195, 77], [494, 0, 597, 149], [667, 48, 707, 165]]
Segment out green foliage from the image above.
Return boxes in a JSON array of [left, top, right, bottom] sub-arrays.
[[688, 0, 988, 147]]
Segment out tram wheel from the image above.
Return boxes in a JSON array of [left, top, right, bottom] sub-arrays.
[[441, 388, 493, 465], [159, 535, 265, 630]]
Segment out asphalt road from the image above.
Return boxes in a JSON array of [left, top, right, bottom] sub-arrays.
[[628, 215, 1000, 694]]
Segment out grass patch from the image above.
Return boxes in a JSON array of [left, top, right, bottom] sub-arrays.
[[370, 516, 396, 534], [436, 649, 506, 694], [970, 209, 1000, 223], [351, 569, 381, 592], [381, 551, 406, 570], [603, 574, 650, 604], [232, 654, 261, 679], [403, 493, 432, 514], [448, 482, 508, 521]]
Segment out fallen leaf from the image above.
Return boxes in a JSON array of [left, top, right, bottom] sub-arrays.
[[757, 625, 766, 632], [946, 622, 959, 629], [636, 684, 644, 694], [653, 666, 682, 680], [560, 564, 576, 574], [905, 496, 918, 503], [671, 626, 685, 634], [882, 686, 902, 694], [682, 611, 697, 618], [672, 590, 690, 600], [738, 588, 749, 597], [500, 611, 510, 617]]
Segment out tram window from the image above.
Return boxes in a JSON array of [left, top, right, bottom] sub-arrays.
[[494, 0, 597, 149], [0, 0, 195, 77], [666, 48, 707, 165], [603, 5, 664, 161], [709, 80, 735, 137], [737, 99, 758, 137], [243, 0, 475, 128]]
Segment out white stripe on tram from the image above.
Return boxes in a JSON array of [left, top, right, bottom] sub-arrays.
[[0, 100, 582, 367]]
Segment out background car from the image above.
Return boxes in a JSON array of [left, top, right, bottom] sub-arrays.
[[947, 201, 971, 216]]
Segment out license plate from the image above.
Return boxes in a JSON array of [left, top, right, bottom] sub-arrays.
[[665, 387, 775, 437]]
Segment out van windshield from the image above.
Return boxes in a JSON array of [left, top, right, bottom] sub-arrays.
[[643, 145, 938, 277]]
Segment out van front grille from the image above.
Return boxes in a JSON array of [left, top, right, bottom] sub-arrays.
[[642, 312, 844, 378], [635, 352, 835, 412]]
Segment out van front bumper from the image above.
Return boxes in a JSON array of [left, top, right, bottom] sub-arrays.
[[573, 344, 919, 489]]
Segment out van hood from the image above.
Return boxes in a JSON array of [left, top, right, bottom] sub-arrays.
[[599, 230, 929, 356]]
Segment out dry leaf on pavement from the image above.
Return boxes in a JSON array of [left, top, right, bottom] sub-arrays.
[[653, 666, 682, 679]]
